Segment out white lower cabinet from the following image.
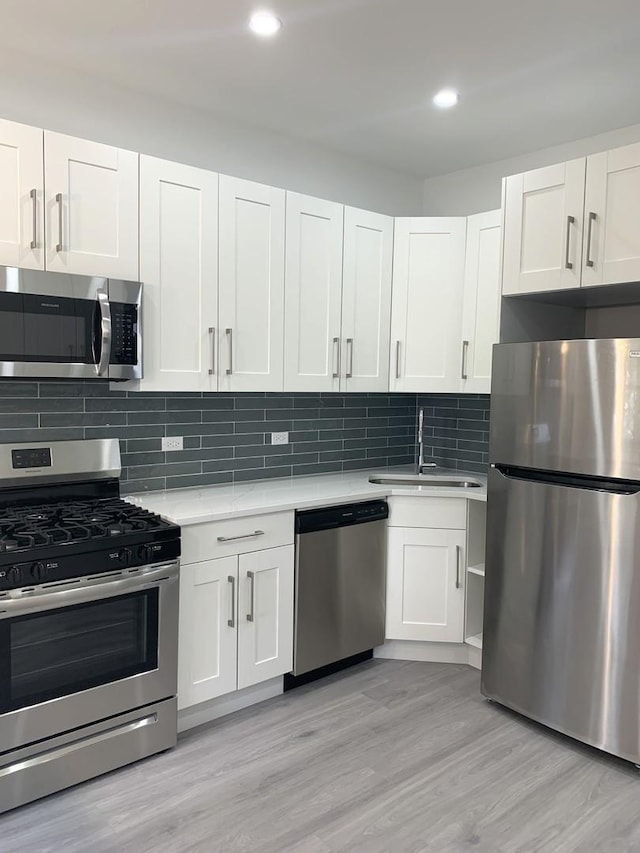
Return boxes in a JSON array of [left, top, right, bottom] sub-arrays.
[[178, 555, 237, 709], [386, 527, 465, 643], [385, 497, 466, 644], [178, 528, 294, 710], [237, 546, 294, 690]]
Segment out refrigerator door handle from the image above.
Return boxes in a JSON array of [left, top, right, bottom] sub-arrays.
[[493, 464, 640, 495]]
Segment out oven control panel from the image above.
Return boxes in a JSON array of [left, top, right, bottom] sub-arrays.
[[0, 537, 180, 591], [11, 447, 52, 469], [110, 302, 138, 366]]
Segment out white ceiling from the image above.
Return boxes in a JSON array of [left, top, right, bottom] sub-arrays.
[[2, 0, 640, 178]]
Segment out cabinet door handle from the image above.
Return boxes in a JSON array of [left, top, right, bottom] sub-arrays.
[[217, 530, 265, 543], [55, 192, 63, 252], [565, 214, 575, 269], [208, 327, 216, 375], [225, 328, 233, 375], [227, 575, 235, 628], [461, 340, 469, 381], [246, 570, 255, 623], [29, 188, 37, 249], [332, 336, 341, 379], [585, 211, 597, 268], [455, 545, 462, 589], [395, 340, 401, 380], [345, 337, 354, 379]]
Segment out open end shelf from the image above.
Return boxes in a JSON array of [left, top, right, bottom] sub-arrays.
[[465, 633, 483, 649], [468, 563, 485, 577]]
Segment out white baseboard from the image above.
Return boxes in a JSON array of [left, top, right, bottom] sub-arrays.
[[178, 676, 283, 733], [467, 644, 482, 671], [375, 639, 482, 670]]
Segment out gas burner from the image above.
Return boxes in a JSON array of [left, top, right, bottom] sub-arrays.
[[108, 522, 137, 535], [25, 512, 50, 522]]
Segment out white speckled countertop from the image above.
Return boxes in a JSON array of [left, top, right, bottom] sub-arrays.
[[125, 467, 487, 526]]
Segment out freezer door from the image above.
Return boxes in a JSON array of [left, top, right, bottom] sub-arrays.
[[490, 338, 640, 480], [483, 466, 640, 763]]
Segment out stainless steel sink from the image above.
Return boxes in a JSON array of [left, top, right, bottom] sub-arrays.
[[368, 474, 483, 488]]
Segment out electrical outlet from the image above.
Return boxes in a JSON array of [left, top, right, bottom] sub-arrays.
[[271, 431, 289, 446], [162, 436, 183, 452]]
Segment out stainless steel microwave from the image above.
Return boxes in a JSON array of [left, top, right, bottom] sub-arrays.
[[0, 266, 142, 381]]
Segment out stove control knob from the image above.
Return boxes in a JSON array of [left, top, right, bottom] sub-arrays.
[[137, 544, 152, 563], [118, 547, 133, 566], [30, 562, 46, 582], [6, 567, 21, 586]]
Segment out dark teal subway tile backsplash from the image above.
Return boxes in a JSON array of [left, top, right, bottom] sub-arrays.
[[0, 382, 489, 491], [0, 383, 416, 492], [417, 394, 490, 474]]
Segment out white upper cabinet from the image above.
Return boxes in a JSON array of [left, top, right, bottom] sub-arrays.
[[44, 131, 139, 279], [341, 207, 393, 392], [502, 159, 587, 295], [178, 556, 238, 709], [502, 159, 586, 295], [284, 193, 344, 392], [460, 209, 502, 393], [0, 119, 44, 270], [583, 143, 640, 288], [219, 176, 285, 392], [389, 217, 467, 393], [237, 545, 294, 690], [139, 156, 218, 392]]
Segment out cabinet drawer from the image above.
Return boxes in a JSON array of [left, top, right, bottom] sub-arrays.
[[181, 511, 295, 564], [388, 496, 466, 530]]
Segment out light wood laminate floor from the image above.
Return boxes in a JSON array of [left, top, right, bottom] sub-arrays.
[[2, 660, 640, 853]]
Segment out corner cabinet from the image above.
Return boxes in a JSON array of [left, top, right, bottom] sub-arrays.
[[139, 156, 219, 392], [389, 217, 467, 393], [219, 176, 286, 392], [177, 512, 294, 710], [385, 497, 466, 644]]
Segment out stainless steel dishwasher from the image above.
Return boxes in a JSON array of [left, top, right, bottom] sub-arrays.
[[290, 500, 388, 681]]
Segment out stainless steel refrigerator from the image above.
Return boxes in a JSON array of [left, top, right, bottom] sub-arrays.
[[483, 338, 640, 764]]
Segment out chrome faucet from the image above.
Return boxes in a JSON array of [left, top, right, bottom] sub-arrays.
[[416, 407, 437, 474]]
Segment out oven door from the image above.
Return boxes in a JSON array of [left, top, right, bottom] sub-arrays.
[[0, 267, 111, 379], [0, 561, 178, 753]]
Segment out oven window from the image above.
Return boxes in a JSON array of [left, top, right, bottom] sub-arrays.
[[0, 590, 159, 713], [0, 292, 97, 364]]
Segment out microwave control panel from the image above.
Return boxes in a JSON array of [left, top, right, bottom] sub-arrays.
[[110, 303, 138, 366]]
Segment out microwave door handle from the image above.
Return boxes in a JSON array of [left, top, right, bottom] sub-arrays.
[[96, 290, 112, 377]]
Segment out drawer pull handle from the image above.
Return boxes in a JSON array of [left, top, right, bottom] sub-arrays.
[[455, 544, 462, 589], [217, 530, 265, 543]]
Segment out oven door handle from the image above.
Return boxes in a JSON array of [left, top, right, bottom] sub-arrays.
[[96, 289, 112, 377], [0, 562, 179, 619]]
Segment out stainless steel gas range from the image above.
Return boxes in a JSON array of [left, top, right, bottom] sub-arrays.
[[0, 438, 180, 813]]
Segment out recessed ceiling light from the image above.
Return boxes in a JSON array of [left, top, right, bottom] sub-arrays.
[[433, 88, 459, 109], [249, 10, 282, 37]]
